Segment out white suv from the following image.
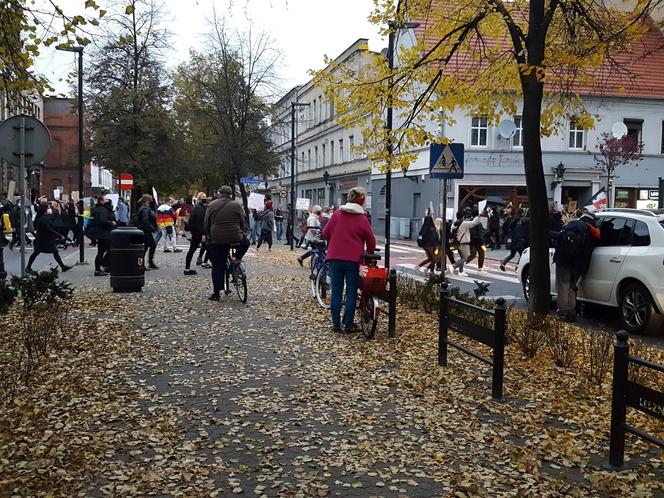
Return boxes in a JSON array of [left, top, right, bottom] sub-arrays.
[[517, 209, 664, 334]]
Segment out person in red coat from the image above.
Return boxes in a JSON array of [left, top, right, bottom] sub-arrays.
[[322, 187, 376, 332]]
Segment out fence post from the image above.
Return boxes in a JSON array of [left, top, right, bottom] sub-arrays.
[[492, 298, 507, 400], [387, 268, 397, 337], [607, 330, 630, 470], [438, 282, 450, 366]]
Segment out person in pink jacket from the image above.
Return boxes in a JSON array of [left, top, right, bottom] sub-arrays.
[[322, 187, 376, 332]]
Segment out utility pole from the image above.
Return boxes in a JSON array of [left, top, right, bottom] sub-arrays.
[[56, 45, 86, 264], [290, 101, 309, 251]]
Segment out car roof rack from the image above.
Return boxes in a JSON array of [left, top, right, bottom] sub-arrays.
[[600, 208, 658, 217]]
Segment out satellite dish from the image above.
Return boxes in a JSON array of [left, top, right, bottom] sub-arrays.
[[498, 119, 517, 139], [612, 122, 628, 139]]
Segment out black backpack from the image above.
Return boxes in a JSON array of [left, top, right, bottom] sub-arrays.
[[555, 230, 584, 265]]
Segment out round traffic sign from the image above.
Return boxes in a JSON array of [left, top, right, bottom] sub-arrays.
[[0, 114, 51, 166]]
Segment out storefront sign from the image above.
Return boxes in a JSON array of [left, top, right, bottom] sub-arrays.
[[649, 190, 659, 200]]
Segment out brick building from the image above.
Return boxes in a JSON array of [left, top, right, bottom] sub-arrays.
[[41, 97, 91, 199]]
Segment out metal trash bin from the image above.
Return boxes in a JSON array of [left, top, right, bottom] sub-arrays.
[[109, 227, 145, 292]]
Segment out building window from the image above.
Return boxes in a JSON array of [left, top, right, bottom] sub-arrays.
[[307, 149, 311, 170], [349, 135, 354, 160], [624, 119, 643, 142], [661, 121, 664, 154], [317, 188, 326, 205], [330, 141, 335, 164], [318, 97, 323, 122], [513, 116, 523, 148], [322, 143, 326, 166], [314, 146, 319, 168], [301, 151, 305, 173], [329, 100, 334, 119], [470, 117, 488, 147], [568, 118, 585, 150], [339, 139, 344, 163]]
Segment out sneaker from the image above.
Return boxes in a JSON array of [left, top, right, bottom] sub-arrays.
[[458, 271, 468, 277], [331, 326, 342, 333], [202, 263, 212, 269], [184, 269, 197, 275], [343, 324, 358, 333], [173, 248, 182, 253], [297, 258, 303, 267], [164, 249, 172, 253], [94, 270, 109, 277], [208, 293, 220, 301], [477, 268, 486, 274], [224, 289, 233, 295], [61, 265, 73, 273], [500, 264, 506, 272]]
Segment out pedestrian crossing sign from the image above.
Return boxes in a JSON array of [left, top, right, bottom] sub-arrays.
[[429, 143, 464, 179]]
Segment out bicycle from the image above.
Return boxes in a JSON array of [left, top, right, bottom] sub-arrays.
[[314, 259, 332, 309], [358, 252, 388, 339], [308, 240, 327, 297], [225, 243, 248, 303]]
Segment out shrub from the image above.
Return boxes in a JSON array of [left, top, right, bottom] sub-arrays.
[[508, 312, 547, 359], [545, 320, 580, 369], [581, 330, 613, 386], [0, 278, 17, 314]]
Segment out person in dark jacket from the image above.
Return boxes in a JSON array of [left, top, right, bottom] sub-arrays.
[[25, 203, 72, 275], [136, 194, 158, 270], [465, 207, 486, 273], [548, 201, 563, 247], [550, 212, 601, 321], [275, 208, 285, 241], [500, 209, 529, 271], [8, 200, 32, 249], [86, 195, 116, 276], [488, 207, 501, 249], [256, 200, 275, 250], [204, 185, 249, 301], [416, 214, 440, 273], [184, 192, 208, 275]]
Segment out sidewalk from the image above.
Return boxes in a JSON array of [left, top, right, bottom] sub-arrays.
[[3, 244, 662, 497]]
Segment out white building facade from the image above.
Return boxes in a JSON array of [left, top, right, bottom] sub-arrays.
[[268, 39, 377, 212]]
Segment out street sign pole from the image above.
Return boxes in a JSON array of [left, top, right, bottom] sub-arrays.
[[440, 179, 447, 275], [659, 177, 664, 209], [18, 117, 26, 277]]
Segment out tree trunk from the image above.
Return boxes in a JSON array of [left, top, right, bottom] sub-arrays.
[[238, 181, 250, 220], [517, 0, 551, 317], [521, 77, 551, 316]]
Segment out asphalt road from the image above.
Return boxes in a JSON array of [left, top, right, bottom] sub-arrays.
[[1, 240, 81, 277], [385, 241, 664, 345]]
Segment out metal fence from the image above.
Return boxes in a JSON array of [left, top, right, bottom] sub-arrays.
[[438, 282, 507, 400]]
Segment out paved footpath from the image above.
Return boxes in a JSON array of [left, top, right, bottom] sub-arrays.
[[39, 243, 661, 497]]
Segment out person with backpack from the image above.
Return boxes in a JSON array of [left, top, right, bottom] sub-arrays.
[[549, 212, 601, 322], [448, 209, 481, 277], [415, 214, 440, 273], [135, 194, 159, 270], [465, 208, 487, 274], [500, 209, 529, 271]]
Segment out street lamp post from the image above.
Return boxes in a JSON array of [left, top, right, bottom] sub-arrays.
[[290, 101, 310, 251], [384, 19, 419, 269], [56, 45, 85, 264]]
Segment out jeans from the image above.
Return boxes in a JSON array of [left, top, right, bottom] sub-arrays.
[[276, 221, 284, 240], [256, 229, 272, 249], [555, 264, 577, 313], [251, 220, 262, 242], [452, 244, 470, 272], [185, 232, 203, 269], [143, 231, 157, 265], [329, 260, 359, 329], [209, 239, 250, 295], [95, 238, 110, 271], [501, 247, 524, 266], [465, 242, 485, 269]]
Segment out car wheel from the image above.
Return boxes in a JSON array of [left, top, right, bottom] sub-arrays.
[[619, 283, 653, 335], [521, 265, 530, 302]]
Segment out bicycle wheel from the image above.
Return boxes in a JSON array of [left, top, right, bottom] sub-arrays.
[[359, 296, 378, 340], [233, 264, 248, 303], [315, 264, 332, 309]]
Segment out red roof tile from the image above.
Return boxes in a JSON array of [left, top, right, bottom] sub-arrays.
[[411, 13, 664, 100]]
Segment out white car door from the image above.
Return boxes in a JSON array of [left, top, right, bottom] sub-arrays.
[[578, 217, 631, 303]]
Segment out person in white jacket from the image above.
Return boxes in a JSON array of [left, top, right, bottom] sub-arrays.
[[448, 210, 481, 276]]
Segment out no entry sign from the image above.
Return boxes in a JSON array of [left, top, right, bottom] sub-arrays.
[[119, 172, 134, 191]]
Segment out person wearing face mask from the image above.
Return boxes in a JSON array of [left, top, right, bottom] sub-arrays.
[[86, 195, 117, 276], [25, 202, 72, 275]]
